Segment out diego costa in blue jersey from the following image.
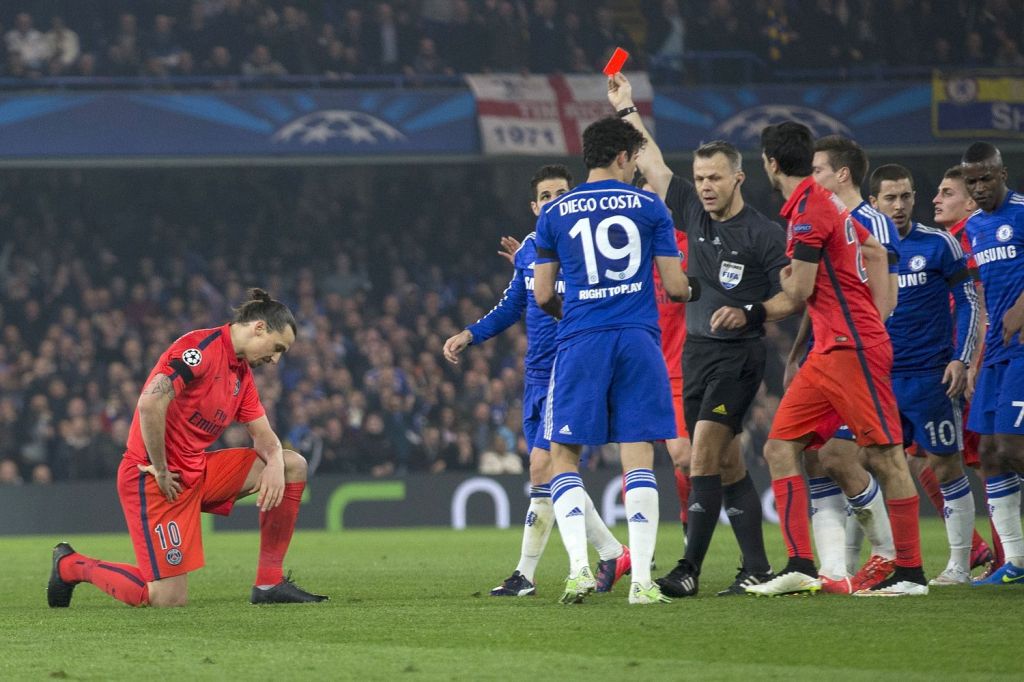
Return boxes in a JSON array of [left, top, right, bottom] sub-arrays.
[[533, 118, 693, 446], [532, 116, 695, 602]]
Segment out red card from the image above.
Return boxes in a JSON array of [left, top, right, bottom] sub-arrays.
[[603, 47, 629, 76]]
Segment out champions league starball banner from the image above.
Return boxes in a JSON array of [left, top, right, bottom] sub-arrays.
[[653, 83, 935, 150], [0, 89, 479, 159], [0, 80, 940, 160]]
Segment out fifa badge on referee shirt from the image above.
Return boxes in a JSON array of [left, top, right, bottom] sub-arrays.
[[719, 261, 745, 290]]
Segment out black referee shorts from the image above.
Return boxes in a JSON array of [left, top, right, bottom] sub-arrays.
[[682, 337, 765, 436]]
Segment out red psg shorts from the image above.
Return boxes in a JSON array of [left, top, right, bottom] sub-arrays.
[[118, 448, 258, 582], [770, 345, 902, 449]]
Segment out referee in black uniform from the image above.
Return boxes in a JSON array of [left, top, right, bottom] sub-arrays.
[[609, 73, 800, 597]]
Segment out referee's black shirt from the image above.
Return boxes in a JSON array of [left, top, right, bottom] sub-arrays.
[[665, 175, 788, 341]]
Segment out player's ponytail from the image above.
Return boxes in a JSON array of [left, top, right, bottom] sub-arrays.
[[250, 287, 273, 304], [233, 288, 297, 336]]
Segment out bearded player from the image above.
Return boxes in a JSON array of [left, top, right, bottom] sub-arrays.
[[48, 289, 327, 607]]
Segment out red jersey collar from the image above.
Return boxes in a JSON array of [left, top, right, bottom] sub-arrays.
[[780, 176, 817, 219], [949, 216, 968, 239], [220, 324, 242, 369]]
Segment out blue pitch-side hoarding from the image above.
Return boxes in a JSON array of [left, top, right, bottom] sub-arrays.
[[654, 83, 934, 149], [0, 83, 935, 159], [0, 89, 479, 157]]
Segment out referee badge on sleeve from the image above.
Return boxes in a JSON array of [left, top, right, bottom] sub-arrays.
[[719, 261, 745, 290]]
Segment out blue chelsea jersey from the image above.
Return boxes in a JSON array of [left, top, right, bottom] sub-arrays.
[[852, 201, 901, 273], [965, 191, 1024, 366], [534, 179, 679, 341], [466, 233, 561, 385], [886, 223, 978, 374]]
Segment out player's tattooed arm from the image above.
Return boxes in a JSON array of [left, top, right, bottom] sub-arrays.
[[136, 374, 179, 500], [140, 374, 176, 400]]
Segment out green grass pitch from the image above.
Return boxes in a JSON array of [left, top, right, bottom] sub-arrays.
[[1, 519, 1018, 681]]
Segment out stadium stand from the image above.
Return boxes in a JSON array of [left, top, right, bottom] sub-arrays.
[[0, 0, 1018, 86]]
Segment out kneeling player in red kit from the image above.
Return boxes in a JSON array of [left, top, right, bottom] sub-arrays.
[[48, 289, 327, 607]]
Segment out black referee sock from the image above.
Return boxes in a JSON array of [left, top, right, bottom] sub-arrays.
[[724, 473, 771, 574], [682, 474, 722, 572]]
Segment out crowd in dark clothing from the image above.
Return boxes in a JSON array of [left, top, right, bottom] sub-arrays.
[[0, 165, 570, 485], [7, 149, 1020, 485], [1, 0, 1019, 85]]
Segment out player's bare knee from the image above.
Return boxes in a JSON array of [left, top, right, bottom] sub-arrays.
[[977, 438, 1002, 472], [803, 452, 824, 478], [151, 595, 188, 608], [148, 585, 188, 608], [763, 439, 800, 477], [906, 455, 928, 477], [528, 453, 551, 486], [720, 454, 746, 486], [819, 458, 848, 486], [666, 439, 691, 470], [928, 456, 963, 483], [282, 449, 308, 482], [995, 439, 1024, 472], [690, 444, 718, 476]]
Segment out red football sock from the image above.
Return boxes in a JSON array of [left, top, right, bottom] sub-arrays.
[[971, 529, 986, 554], [59, 552, 98, 583], [916, 465, 944, 514], [887, 495, 923, 568], [990, 515, 1006, 568], [675, 468, 691, 525], [772, 476, 813, 560], [255, 481, 305, 586], [60, 552, 149, 606]]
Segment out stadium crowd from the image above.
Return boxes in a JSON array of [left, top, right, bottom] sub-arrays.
[[0, 0, 1020, 84], [4, 155, 1022, 487], [0, 166, 526, 483]]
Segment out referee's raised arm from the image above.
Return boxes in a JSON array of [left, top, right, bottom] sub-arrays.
[[607, 72, 672, 199]]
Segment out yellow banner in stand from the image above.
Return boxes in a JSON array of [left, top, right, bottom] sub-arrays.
[[932, 71, 1024, 139]]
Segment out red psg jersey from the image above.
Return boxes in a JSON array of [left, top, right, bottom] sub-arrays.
[[782, 177, 889, 354], [949, 216, 976, 270], [124, 325, 265, 486], [655, 229, 688, 379]]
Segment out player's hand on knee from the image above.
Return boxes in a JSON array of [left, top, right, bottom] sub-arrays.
[[256, 459, 285, 511], [137, 464, 182, 502]]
